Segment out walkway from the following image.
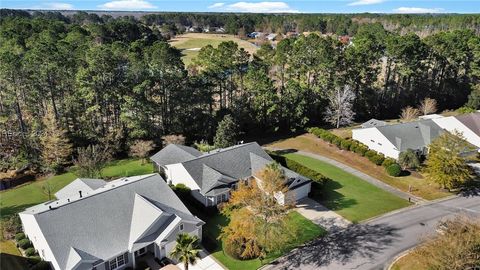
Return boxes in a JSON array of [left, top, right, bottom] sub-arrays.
[[296, 198, 350, 230], [265, 147, 425, 204], [175, 250, 224, 270]]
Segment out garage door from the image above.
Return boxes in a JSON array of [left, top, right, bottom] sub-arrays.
[[291, 183, 311, 201]]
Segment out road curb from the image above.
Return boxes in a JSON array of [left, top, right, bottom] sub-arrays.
[[385, 248, 414, 270]]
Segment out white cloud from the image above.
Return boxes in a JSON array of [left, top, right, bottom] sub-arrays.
[[224, 1, 299, 13], [40, 2, 74, 10], [98, 0, 156, 10], [208, 2, 225, 9], [394, 7, 445, 13], [348, 0, 384, 6]]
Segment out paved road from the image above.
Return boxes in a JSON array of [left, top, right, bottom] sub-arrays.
[[265, 194, 480, 270], [265, 147, 425, 203]]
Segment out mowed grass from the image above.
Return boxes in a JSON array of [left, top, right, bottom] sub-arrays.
[[205, 212, 325, 270], [284, 153, 411, 222], [169, 33, 258, 65], [0, 159, 154, 220], [269, 133, 451, 200]]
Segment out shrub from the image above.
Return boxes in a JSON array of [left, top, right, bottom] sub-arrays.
[[386, 164, 402, 177], [15, 233, 25, 241], [24, 247, 36, 256], [173, 183, 191, 193], [365, 150, 377, 159], [18, 239, 32, 249], [369, 154, 385, 166], [340, 140, 352, 150], [354, 145, 368, 156], [382, 158, 396, 168], [269, 153, 330, 188], [398, 149, 421, 170]]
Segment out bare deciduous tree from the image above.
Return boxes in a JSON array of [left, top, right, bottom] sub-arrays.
[[130, 140, 155, 164], [400, 106, 420, 121], [161, 134, 186, 147], [419, 98, 437, 115], [324, 85, 356, 128], [74, 145, 111, 178], [42, 182, 55, 200]]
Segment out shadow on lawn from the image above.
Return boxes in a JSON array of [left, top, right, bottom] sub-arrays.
[[270, 222, 400, 269], [319, 181, 358, 211], [0, 204, 37, 221]]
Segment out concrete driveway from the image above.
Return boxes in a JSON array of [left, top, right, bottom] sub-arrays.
[[266, 194, 480, 270], [296, 198, 350, 230], [176, 250, 224, 270]]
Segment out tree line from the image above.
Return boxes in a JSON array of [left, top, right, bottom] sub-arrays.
[[0, 11, 479, 174]]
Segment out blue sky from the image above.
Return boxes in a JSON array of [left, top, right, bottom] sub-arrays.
[[2, 0, 479, 13]]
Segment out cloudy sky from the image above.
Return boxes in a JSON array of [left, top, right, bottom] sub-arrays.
[[2, 0, 479, 13]]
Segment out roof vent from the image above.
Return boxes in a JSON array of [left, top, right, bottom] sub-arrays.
[[79, 190, 83, 198]]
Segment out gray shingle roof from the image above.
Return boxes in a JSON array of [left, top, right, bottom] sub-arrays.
[[455, 112, 480, 137], [150, 144, 202, 166], [181, 143, 272, 195], [361, 119, 387, 128], [21, 174, 202, 270], [55, 178, 106, 199], [376, 119, 445, 152]]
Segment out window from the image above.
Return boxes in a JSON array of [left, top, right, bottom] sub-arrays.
[[222, 193, 227, 202], [109, 259, 117, 270], [117, 254, 125, 267], [179, 223, 184, 231], [109, 253, 128, 270], [216, 195, 222, 203]]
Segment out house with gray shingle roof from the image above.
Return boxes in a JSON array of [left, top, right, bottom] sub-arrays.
[[150, 142, 311, 206], [19, 174, 204, 270], [352, 112, 480, 159]]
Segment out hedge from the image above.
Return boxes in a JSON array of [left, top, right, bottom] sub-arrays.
[[24, 247, 36, 257], [15, 233, 25, 241], [18, 239, 32, 249], [308, 127, 402, 177], [269, 152, 330, 188]]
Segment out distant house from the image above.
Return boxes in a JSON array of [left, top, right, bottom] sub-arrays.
[[20, 174, 204, 270], [352, 112, 480, 159], [248, 32, 263, 38], [215, 27, 225, 33], [266, 33, 278, 41], [150, 142, 311, 206]]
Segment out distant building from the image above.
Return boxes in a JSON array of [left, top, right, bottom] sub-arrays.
[[215, 27, 225, 33], [248, 32, 264, 38], [266, 33, 278, 41]]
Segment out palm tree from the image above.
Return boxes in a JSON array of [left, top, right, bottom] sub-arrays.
[[170, 233, 201, 270]]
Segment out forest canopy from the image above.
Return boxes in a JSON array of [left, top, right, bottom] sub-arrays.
[[1, 9, 479, 173]]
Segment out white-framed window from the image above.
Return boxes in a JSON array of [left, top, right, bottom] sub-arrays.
[[179, 223, 184, 231], [109, 253, 128, 270], [221, 193, 227, 202]]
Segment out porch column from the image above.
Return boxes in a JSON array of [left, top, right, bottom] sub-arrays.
[[132, 252, 136, 269]]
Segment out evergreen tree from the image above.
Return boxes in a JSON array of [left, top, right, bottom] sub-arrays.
[[214, 115, 239, 148], [40, 109, 72, 173]]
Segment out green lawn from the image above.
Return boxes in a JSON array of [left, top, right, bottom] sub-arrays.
[[204, 212, 325, 270], [0, 159, 154, 221], [284, 153, 411, 222]]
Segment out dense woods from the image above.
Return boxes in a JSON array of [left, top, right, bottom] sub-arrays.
[[1, 9, 479, 173]]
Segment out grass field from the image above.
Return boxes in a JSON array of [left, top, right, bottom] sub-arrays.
[[205, 212, 325, 270], [169, 33, 259, 65], [284, 153, 411, 222], [0, 159, 154, 220], [268, 133, 451, 200]]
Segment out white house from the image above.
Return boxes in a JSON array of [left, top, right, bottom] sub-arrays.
[[352, 112, 480, 159], [19, 174, 204, 270], [150, 142, 311, 206]]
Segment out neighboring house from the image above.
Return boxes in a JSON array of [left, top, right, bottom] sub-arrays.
[[248, 32, 264, 39], [266, 33, 277, 41], [19, 174, 204, 270], [150, 142, 311, 206], [352, 119, 445, 159], [352, 112, 480, 159]]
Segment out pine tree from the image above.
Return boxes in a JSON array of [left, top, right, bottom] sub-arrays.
[[40, 109, 72, 173], [214, 115, 239, 149]]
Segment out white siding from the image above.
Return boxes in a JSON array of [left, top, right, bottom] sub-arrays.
[[352, 127, 400, 159], [289, 183, 311, 201], [433, 117, 480, 148], [164, 164, 200, 190], [19, 213, 61, 270]]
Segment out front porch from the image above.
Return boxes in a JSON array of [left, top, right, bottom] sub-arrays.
[[135, 251, 180, 270]]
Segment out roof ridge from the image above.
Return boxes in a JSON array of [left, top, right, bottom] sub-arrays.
[[29, 174, 159, 215], [184, 142, 257, 164]]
